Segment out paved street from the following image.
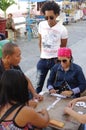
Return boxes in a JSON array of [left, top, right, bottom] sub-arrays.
[[16, 20, 86, 91]]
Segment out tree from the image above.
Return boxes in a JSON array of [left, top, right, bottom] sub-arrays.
[[0, 0, 16, 17]]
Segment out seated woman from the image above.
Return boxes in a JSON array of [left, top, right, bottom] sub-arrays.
[[64, 96, 86, 130], [0, 69, 49, 129], [6, 13, 16, 41], [47, 47, 86, 98]]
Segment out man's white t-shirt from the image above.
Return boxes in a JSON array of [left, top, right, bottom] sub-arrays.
[[38, 21, 68, 59]]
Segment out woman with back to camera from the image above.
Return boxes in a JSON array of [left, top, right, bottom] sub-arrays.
[[0, 69, 49, 129]]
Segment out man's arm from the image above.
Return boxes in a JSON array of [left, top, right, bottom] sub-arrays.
[[25, 75, 36, 95], [60, 38, 68, 47], [38, 33, 42, 52], [76, 96, 86, 102], [64, 107, 86, 124], [60, 26, 68, 47], [25, 75, 43, 101], [67, 96, 86, 108]]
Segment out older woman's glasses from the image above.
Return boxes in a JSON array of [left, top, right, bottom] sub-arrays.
[[58, 59, 68, 63], [45, 16, 54, 20]]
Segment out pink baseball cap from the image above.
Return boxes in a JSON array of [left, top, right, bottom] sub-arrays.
[[57, 47, 72, 58]]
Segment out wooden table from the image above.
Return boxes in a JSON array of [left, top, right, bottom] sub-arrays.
[[36, 92, 86, 130]]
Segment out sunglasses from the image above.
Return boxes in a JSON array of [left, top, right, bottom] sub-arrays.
[[45, 16, 54, 20], [58, 59, 68, 63]]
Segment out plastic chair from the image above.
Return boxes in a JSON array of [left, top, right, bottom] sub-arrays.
[[26, 16, 38, 40]]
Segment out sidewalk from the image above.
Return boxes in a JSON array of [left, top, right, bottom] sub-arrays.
[[71, 37, 86, 76]]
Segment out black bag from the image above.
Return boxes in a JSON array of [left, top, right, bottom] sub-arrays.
[[54, 70, 71, 94], [57, 81, 72, 94]]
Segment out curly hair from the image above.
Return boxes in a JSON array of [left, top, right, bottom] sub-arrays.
[[41, 1, 60, 15]]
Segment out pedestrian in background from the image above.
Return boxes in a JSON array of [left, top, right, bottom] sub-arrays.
[[36, 1, 68, 93]]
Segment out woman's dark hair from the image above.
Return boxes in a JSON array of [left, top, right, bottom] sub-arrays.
[[0, 69, 29, 106], [70, 56, 73, 63], [41, 1, 60, 15]]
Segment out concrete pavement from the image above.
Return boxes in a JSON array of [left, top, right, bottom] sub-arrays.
[[16, 20, 86, 91]]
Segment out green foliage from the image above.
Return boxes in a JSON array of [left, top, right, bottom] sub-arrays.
[[0, 0, 16, 17]]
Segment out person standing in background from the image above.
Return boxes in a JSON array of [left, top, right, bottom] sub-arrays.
[[36, 1, 68, 93]]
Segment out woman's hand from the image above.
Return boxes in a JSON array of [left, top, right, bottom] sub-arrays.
[[67, 99, 77, 108], [38, 109, 49, 116], [49, 89, 57, 94], [33, 93, 43, 101], [28, 99, 38, 108], [64, 106, 73, 115], [61, 90, 73, 97]]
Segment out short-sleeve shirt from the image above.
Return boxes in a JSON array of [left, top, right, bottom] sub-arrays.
[[38, 21, 68, 59]]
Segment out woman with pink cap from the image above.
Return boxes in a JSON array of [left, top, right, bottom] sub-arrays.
[[47, 47, 86, 97]]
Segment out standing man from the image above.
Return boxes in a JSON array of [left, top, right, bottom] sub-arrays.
[[36, 1, 68, 93]]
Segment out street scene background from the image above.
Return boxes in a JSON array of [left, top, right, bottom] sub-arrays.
[[0, 0, 86, 92], [17, 20, 86, 91]]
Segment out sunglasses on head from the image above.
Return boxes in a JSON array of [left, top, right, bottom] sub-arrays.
[[58, 59, 68, 63], [45, 16, 54, 20]]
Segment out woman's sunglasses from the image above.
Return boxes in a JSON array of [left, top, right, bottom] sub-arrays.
[[45, 16, 54, 20], [57, 59, 68, 63]]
